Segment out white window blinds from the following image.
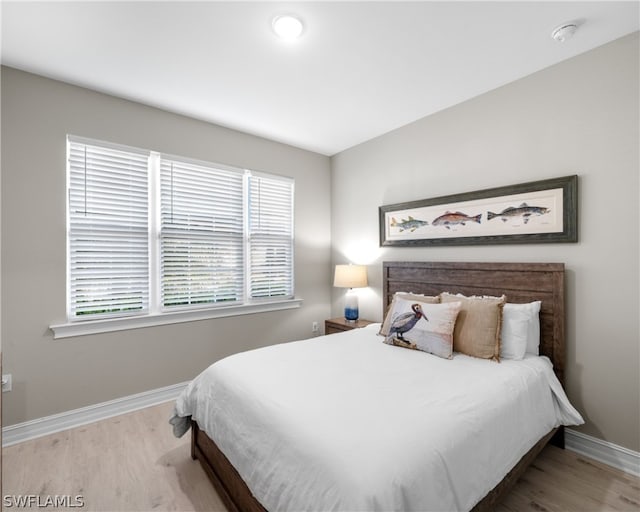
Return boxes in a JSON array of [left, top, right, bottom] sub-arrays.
[[160, 158, 244, 308], [66, 136, 295, 323], [68, 139, 149, 319], [248, 174, 294, 299]]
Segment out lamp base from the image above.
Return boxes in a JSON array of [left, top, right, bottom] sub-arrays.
[[344, 290, 359, 321]]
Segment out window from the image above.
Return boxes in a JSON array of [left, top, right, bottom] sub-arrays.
[[65, 136, 295, 329], [248, 175, 294, 299], [67, 140, 150, 318], [159, 157, 245, 308]]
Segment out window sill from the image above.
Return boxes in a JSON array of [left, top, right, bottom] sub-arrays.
[[50, 298, 304, 339]]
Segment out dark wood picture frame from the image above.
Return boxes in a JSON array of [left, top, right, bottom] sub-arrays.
[[379, 175, 578, 247]]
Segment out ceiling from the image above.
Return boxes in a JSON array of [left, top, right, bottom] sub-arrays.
[[2, 1, 638, 156]]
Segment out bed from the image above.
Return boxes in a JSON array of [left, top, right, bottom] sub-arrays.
[[172, 261, 583, 511]]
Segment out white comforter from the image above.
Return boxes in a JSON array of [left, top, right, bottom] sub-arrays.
[[172, 324, 583, 512]]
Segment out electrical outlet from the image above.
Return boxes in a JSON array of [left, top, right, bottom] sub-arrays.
[[2, 374, 12, 393], [312, 321, 319, 333]]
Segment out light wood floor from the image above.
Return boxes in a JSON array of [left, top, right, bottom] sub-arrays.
[[3, 401, 639, 511]]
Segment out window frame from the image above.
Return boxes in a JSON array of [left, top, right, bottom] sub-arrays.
[[157, 153, 248, 311], [51, 136, 301, 339]]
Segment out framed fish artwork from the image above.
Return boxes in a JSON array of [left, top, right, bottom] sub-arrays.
[[379, 175, 577, 246]]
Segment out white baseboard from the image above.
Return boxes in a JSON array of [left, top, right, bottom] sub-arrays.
[[3, 387, 638, 478], [566, 428, 640, 477], [2, 381, 189, 447]]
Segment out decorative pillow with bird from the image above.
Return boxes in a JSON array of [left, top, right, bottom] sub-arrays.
[[380, 292, 440, 335], [379, 297, 462, 359]]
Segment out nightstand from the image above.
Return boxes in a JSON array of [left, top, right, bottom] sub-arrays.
[[325, 317, 375, 335]]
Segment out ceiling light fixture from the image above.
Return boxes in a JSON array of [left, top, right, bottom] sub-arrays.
[[551, 23, 578, 43], [272, 14, 304, 41]]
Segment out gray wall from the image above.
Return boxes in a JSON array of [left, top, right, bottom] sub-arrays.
[[1, 67, 332, 426], [331, 33, 639, 452]]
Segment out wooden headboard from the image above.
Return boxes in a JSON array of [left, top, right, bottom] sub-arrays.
[[382, 262, 565, 384]]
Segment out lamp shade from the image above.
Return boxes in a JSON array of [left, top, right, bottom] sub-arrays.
[[333, 264, 368, 288]]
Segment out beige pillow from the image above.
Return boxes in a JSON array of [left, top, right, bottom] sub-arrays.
[[440, 292, 506, 361], [380, 292, 440, 336]]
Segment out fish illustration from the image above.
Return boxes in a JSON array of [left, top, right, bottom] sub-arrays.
[[390, 216, 429, 232], [432, 211, 481, 229], [487, 203, 549, 224]]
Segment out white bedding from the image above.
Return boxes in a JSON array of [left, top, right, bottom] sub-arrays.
[[172, 324, 583, 512]]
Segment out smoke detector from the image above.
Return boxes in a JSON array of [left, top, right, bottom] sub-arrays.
[[551, 23, 578, 43]]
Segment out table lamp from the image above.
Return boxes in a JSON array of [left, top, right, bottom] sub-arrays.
[[334, 264, 368, 321]]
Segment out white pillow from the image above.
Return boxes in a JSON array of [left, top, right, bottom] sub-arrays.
[[503, 301, 541, 355], [500, 308, 530, 360]]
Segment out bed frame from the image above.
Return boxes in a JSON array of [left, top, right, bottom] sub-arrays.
[[190, 261, 566, 512]]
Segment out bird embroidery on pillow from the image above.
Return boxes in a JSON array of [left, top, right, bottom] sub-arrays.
[[386, 303, 428, 349]]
